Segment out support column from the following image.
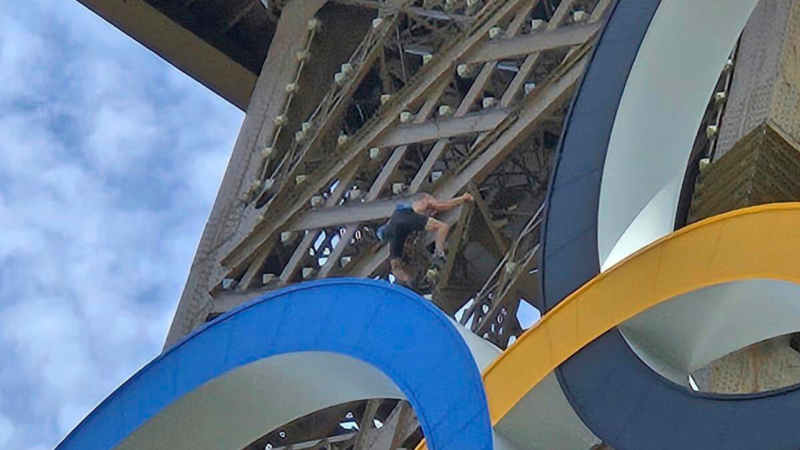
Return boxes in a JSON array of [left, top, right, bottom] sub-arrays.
[[165, 0, 328, 346], [689, 0, 800, 393], [714, 0, 800, 159]]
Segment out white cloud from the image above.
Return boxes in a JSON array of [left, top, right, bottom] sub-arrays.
[[0, 413, 14, 447], [0, 0, 243, 448], [0, 12, 45, 99]]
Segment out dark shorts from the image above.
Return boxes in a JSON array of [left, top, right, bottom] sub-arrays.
[[383, 205, 429, 259]]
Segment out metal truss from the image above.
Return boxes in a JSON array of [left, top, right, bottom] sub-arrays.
[[170, 0, 612, 449], [214, 0, 606, 299]]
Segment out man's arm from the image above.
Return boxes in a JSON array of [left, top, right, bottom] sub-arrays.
[[414, 193, 474, 213]]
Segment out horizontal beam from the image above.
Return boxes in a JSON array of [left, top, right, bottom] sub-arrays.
[[466, 22, 601, 64], [288, 199, 404, 231], [375, 109, 509, 148], [211, 287, 277, 314]]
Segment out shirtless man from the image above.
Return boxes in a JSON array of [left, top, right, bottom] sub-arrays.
[[376, 193, 474, 286]]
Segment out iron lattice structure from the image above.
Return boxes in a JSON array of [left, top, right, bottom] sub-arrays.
[[171, 0, 608, 341], [151, 1, 611, 447]]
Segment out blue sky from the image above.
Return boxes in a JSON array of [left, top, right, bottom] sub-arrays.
[[0, 1, 243, 448]]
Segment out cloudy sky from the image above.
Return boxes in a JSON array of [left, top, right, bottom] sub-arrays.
[[0, 1, 243, 448]]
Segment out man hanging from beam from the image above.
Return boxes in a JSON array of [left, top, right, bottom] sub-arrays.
[[376, 192, 473, 287]]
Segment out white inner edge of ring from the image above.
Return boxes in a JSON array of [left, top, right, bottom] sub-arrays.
[[621, 280, 800, 388], [597, 0, 759, 272]]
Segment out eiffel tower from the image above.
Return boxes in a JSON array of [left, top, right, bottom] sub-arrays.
[[69, 1, 800, 449]]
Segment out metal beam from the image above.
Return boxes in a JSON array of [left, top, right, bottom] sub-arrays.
[[375, 109, 510, 148], [289, 199, 403, 231], [465, 203, 544, 338], [352, 400, 381, 449], [436, 204, 472, 290], [237, 6, 418, 289], [226, 1, 259, 30], [468, 184, 508, 253], [352, 401, 416, 450], [304, 2, 539, 240], [333, 0, 473, 22], [256, 2, 414, 213], [437, 51, 588, 198], [242, 97, 360, 290], [474, 253, 539, 335], [315, 147, 408, 277], [466, 22, 601, 64], [211, 287, 276, 314], [388, 402, 418, 449], [317, 3, 541, 279]]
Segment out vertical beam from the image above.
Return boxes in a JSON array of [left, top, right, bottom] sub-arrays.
[[238, 244, 274, 291], [352, 400, 381, 449], [387, 402, 418, 450], [468, 184, 507, 253], [691, 0, 800, 394], [436, 203, 472, 289], [351, 401, 418, 450]]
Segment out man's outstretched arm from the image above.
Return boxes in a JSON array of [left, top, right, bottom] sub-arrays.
[[414, 193, 474, 213]]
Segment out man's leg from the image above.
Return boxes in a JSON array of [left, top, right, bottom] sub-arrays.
[[388, 228, 414, 285], [425, 218, 450, 256], [390, 258, 413, 284]]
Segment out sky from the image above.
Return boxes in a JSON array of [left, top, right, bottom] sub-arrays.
[[0, 1, 243, 448]]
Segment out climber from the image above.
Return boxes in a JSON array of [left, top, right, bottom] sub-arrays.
[[376, 192, 474, 286]]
